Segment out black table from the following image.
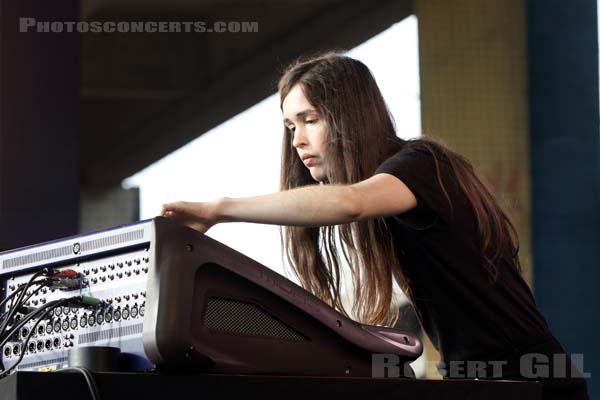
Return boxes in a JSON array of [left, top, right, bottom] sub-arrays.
[[0, 371, 542, 399]]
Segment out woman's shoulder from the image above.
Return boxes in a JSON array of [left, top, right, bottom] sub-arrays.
[[375, 139, 471, 229], [377, 139, 450, 175]]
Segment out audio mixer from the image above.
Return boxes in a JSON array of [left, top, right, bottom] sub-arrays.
[[0, 217, 422, 377]]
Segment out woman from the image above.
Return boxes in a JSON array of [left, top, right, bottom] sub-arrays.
[[161, 52, 588, 398]]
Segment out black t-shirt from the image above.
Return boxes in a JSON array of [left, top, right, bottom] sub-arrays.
[[373, 145, 554, 364]]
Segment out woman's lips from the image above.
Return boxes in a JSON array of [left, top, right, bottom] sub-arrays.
[[303, 156, 316, 166]]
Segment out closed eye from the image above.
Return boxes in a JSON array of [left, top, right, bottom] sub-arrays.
[[285, 118, 317, 132]]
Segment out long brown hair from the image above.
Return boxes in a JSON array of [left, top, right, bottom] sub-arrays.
[[277, 51, 521, 326]]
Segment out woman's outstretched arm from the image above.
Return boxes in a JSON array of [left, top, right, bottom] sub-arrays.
[[161, 174, 417, 233]]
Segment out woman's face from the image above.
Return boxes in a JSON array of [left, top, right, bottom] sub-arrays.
[[282, 84, 329, 182]]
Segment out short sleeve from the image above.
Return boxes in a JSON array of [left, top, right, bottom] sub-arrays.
[[373, 148, 455, 225]]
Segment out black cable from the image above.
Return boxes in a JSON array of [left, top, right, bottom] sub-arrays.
[[0, 291, 20, 327], [0, 280, 52, 344], [0, 299, 62, 361], [0, 297, 73, 378], [0, 278, 49, 326], [0, 298, 62, 349], [0, 270, 49, 337], [58, 367, 101, 400], [0, 275, 50, 372], [2, 279, 53, 326], [1, 292, 100, 347], [0, 284, 26, 312], [0, 295, 101, 378], [20, 279, 52, 307]]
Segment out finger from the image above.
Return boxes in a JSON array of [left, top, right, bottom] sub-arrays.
[[161, 203, 177, 215]]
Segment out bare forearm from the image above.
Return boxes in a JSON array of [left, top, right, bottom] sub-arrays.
[[216, 184, 359, 227]]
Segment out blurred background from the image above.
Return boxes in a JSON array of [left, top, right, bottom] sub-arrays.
[[0, 0, 598, 395]]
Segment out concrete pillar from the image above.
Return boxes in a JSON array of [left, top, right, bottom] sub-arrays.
[[416, 0, 531, 377]]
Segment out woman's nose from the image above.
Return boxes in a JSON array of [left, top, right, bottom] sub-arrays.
[[292, 126, 308, 148]]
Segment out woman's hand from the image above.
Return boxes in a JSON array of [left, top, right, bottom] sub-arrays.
[[160, 200, 221, 234]]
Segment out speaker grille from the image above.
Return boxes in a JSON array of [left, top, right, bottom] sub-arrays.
[[204, 297, 307, 341]]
